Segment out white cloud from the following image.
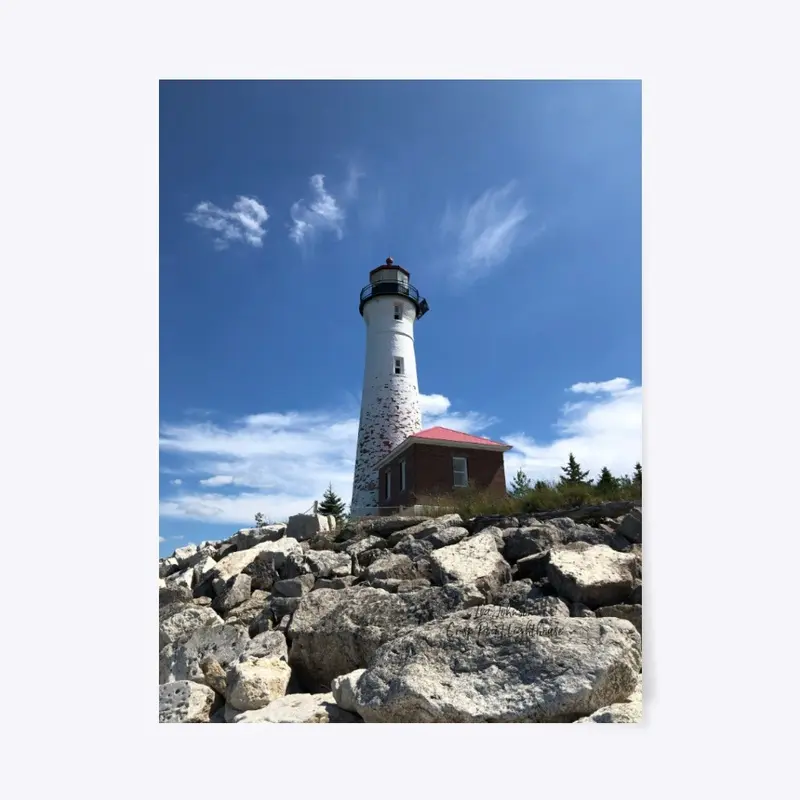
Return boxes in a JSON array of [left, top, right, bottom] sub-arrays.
[[170, 478, 182, 486], [159, 536, 165, 543], [199, 475, 234, 487], [289, 174, 345, 245], [186, 196, 269, 250], [159, 381, 640, 529], [441, 182, 533, 281]]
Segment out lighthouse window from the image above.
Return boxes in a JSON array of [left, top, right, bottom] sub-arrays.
[[400, 460, 406, 491], [385, 470, 392, 499], [394, 304, 402, 320], [394, 357, 404, 375], [453, 457, 468, 488]]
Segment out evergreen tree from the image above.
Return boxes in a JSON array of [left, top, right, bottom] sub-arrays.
[[633, 462, 643, 484], [595, 466, 619, 496], [254, 512, 267, 528], [509, 468, 532, 497], [559, 452, 591, 485], [533, 479, 550, 491], [318, 483, 347, 524]]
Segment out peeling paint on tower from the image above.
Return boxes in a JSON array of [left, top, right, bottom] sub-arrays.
[[351, 259, 429, 517]]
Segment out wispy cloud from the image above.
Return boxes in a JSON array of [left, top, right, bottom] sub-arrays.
[[170, 478, 182, 486], [160, 380, 641, 530], [441, 182, 533, 282], [186, 196, 269, 250], [289, 174, 345, 245]]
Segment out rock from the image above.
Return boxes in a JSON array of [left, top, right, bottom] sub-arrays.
[[392, 536, 434, 561], [331, 669, 366, 713], [533, 501, 635, 525], [575, 675, 642, 723], [349, 611, 641, 723], [596, 604, 642, 635], [547, 544, 639, 608], [513, 551, 550, 581], [490, 579, 544, 614], [223, 589, 271, 634], [426, 526, 470, 549], [226, 657, 292, 711], [397, 578, 432, 593], [230, 525, 286, 550], [159, 680, 216, 723], [166, 566, 194, 590], [216, 542, 237, 560], [571, 603, 596, 617], [159, 605, 223, 649], [273, 574, 316, 597], [159, 556, 179, 579], [630, 582, 642, 604], [305, 550, 352, 578], [242, 630, 288, 663], [173, 544, 199, 566], [360, 553, 417, 582], [344, 516, 430, 539], [618, 508, 642, 543], [315, 576, 359, 590], [165, 624, 251, 685], [212, 538, 302, 586], [389, 514, 463, 544], [287, 585, 482, 689], [159, 583, 193, 607], [230, 693, 362, 723], [158, 578, 167, 590], [193, 596, 213, 607], [192, 556, 217, 587], [429, 532, 511, 594], [286, 513, 330, 542], [199, 655, 228, 697], [362, 578, 403, 592], [269, 596, 303, 622], [344, 536, 387, 558], [212, 573, 252, 615], [526, 596, 570, 618], [503, 525, 561, 561], [469, 515, 521, 534], [275, 614, 292, 633]]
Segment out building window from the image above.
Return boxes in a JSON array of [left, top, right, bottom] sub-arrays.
[[394, 357, 404, 375], [385, 469, 392, 499], [400, 459, 406, 492], [453, 456, 468, 488], [394, 304, 402, 320]]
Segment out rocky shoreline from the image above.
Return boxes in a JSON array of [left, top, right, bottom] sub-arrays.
[[159, 503, 643, 723]]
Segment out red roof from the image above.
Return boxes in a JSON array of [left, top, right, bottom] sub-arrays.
[[410, 426, 508, 447]]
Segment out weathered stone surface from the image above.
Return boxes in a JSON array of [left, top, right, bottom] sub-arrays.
[[617, 508, 642, 544], [571, 603, 596, 618], [159, 605, 222, 649], [199, 655, 228, 697], [242, 630, 288, 663], [226, 657, 292, 711], [269, 596, 303, 623], [547, 544, 639, 608], [513, 551, 550, 581], [361, 553, 417, 582], [213, 539, 302, 586], [160, 583, 193, 607], [159, 680, 216, 723], [223, 589, 271, 634], [230, 693, 362, 723], [392, 536, 434, 561], [286, 513, 330, 542], [159, 556, 179, 579], [344, 535, 387, 558], [503, 525, 561, 561], [429, 532, 511, 593], [350, 611, 641, 723], [397, 578, 432, 593], [165, 624, 251, 685], [287, 585, 482, 689], [212, 573, 252, 615], [173, 544, 199, 566], [575, 674, 642, 723], [192, 556, 218, 587], [166, 566, 195, 590], [305, 550, 352, 578], [596, 604, 642, 635], [193, 596, 213, 607], [315, 576, 359, 590], [426, 526, 470, 549], [491, 579, 544, 613], [273, 574, 316, 597], [331, 669, 366, 713], [526, 596, 570, 618], [361, 578, 403, 592], [230, 525, 286, 551], [344, 516, 431, 539], [388, 514, 463, 545]]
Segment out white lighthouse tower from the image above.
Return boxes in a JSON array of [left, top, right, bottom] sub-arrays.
[[350, 257, 430, 517]]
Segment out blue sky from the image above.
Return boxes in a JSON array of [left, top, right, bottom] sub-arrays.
[[159, 80, 641, 554]]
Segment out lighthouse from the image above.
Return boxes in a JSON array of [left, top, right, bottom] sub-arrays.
[[350, 257, 430, 517]]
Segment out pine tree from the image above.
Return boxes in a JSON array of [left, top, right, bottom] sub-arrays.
[[318, 483, 347, 524], [509, 468, 532, 497], [633, 462, 642, 484], [254, 512, 267, 528], [559, 452, 591, 485], [533, 480, 550, 491], [595, 466, 619, 496]]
